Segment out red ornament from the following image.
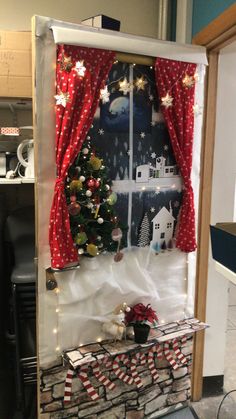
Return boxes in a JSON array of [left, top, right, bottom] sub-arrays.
[[68, 202, 81, 216], [70, 195, 76, 202], [94, 179, 100, 189], [87, 178, 95, 188]]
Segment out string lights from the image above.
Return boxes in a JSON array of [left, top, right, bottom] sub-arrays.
[[54, 285, 61, 353]]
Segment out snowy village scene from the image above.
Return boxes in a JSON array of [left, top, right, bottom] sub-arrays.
[[88, 61, 183, 251]]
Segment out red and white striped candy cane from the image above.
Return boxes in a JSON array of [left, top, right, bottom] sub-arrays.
[[147, 345, 161, 381], [181, 335, 187, 345], [139, 353, 146, 365], [92, 357, 115, 391], [130, 353, 143, 388], [113, 354, 133, 385], [64, 368, 74, 403], [164, 341, 179, 370], [156, 344, 163, 360], [172, 338, 187, 365], [77, 366, 100, 401]]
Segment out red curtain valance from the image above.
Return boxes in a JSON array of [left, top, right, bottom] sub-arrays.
[[49, 45, 115, 269], [155, 58, 197, 252]]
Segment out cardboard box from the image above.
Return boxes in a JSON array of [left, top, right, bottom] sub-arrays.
[[210, 223, 236, 273], [82, 15, 120, 31], [0, 31, 32, 98]]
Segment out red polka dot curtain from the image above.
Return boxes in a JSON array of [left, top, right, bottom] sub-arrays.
[[155, 58, 197, 252], [49, 45, 115, 269]]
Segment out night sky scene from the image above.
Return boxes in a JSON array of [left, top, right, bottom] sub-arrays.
[[84, 61, 183, 247]]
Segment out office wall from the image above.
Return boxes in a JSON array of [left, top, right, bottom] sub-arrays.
[[0, 0, 159, 38], [192, 0, 235, 36]]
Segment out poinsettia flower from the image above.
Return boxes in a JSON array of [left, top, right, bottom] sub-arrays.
[[125, 303, 158, 325]]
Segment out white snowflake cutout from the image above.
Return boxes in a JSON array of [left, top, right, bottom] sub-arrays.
[[151, 152, 156, 158], [140, 132, 146, 139]]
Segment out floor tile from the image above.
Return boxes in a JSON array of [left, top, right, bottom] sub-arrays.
[[192, 394, 236, 419]]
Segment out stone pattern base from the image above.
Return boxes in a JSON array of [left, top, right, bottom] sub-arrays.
[[40, 336, 192, 418]]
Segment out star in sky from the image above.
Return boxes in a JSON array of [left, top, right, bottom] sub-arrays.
[[161, 93, 173, 108], [151, 152, 156, 159], [75, 60, 86, 77], [54, 91, 70, 107], [150, 207, 155, 213], [140, 132, 146, 139], [98, 128, 104, 135]]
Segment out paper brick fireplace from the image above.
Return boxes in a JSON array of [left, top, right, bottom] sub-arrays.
[[40, 319, 206, 418]]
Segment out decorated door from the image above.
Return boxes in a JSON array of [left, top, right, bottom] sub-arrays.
[[33, 16, 207, 418]]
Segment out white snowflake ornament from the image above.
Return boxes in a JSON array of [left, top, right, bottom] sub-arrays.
[[193, 103, 202, 116], [182, 74, 195, 88], [55, 91, 70, 108], [98, 129, 104, 136], [135, 77, 147, 91], [75, 60, 86, 77], [140, 132, 146, 139], [119, 78, 132, 95], [100, 86, 110, 104], [161, 93, 173, 109]]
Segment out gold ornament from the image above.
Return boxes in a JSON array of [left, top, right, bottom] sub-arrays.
[[89, 156, 102, 171], [161, 93, 173, 109], [135, 77, 147, 91], [87, 243, 98, 257], [182, 74, 195, 88], [70, 180, 83, 191], [59, 54, 73, 72], [75, 232, 88, 245]]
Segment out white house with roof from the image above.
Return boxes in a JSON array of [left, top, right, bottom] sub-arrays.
[[136, 156, 179, 183], [151, 204, 175, 248]]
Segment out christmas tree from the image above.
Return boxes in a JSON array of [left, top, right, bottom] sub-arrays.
[[65, 136, 125, 260], [138, 212, 150, 247]]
